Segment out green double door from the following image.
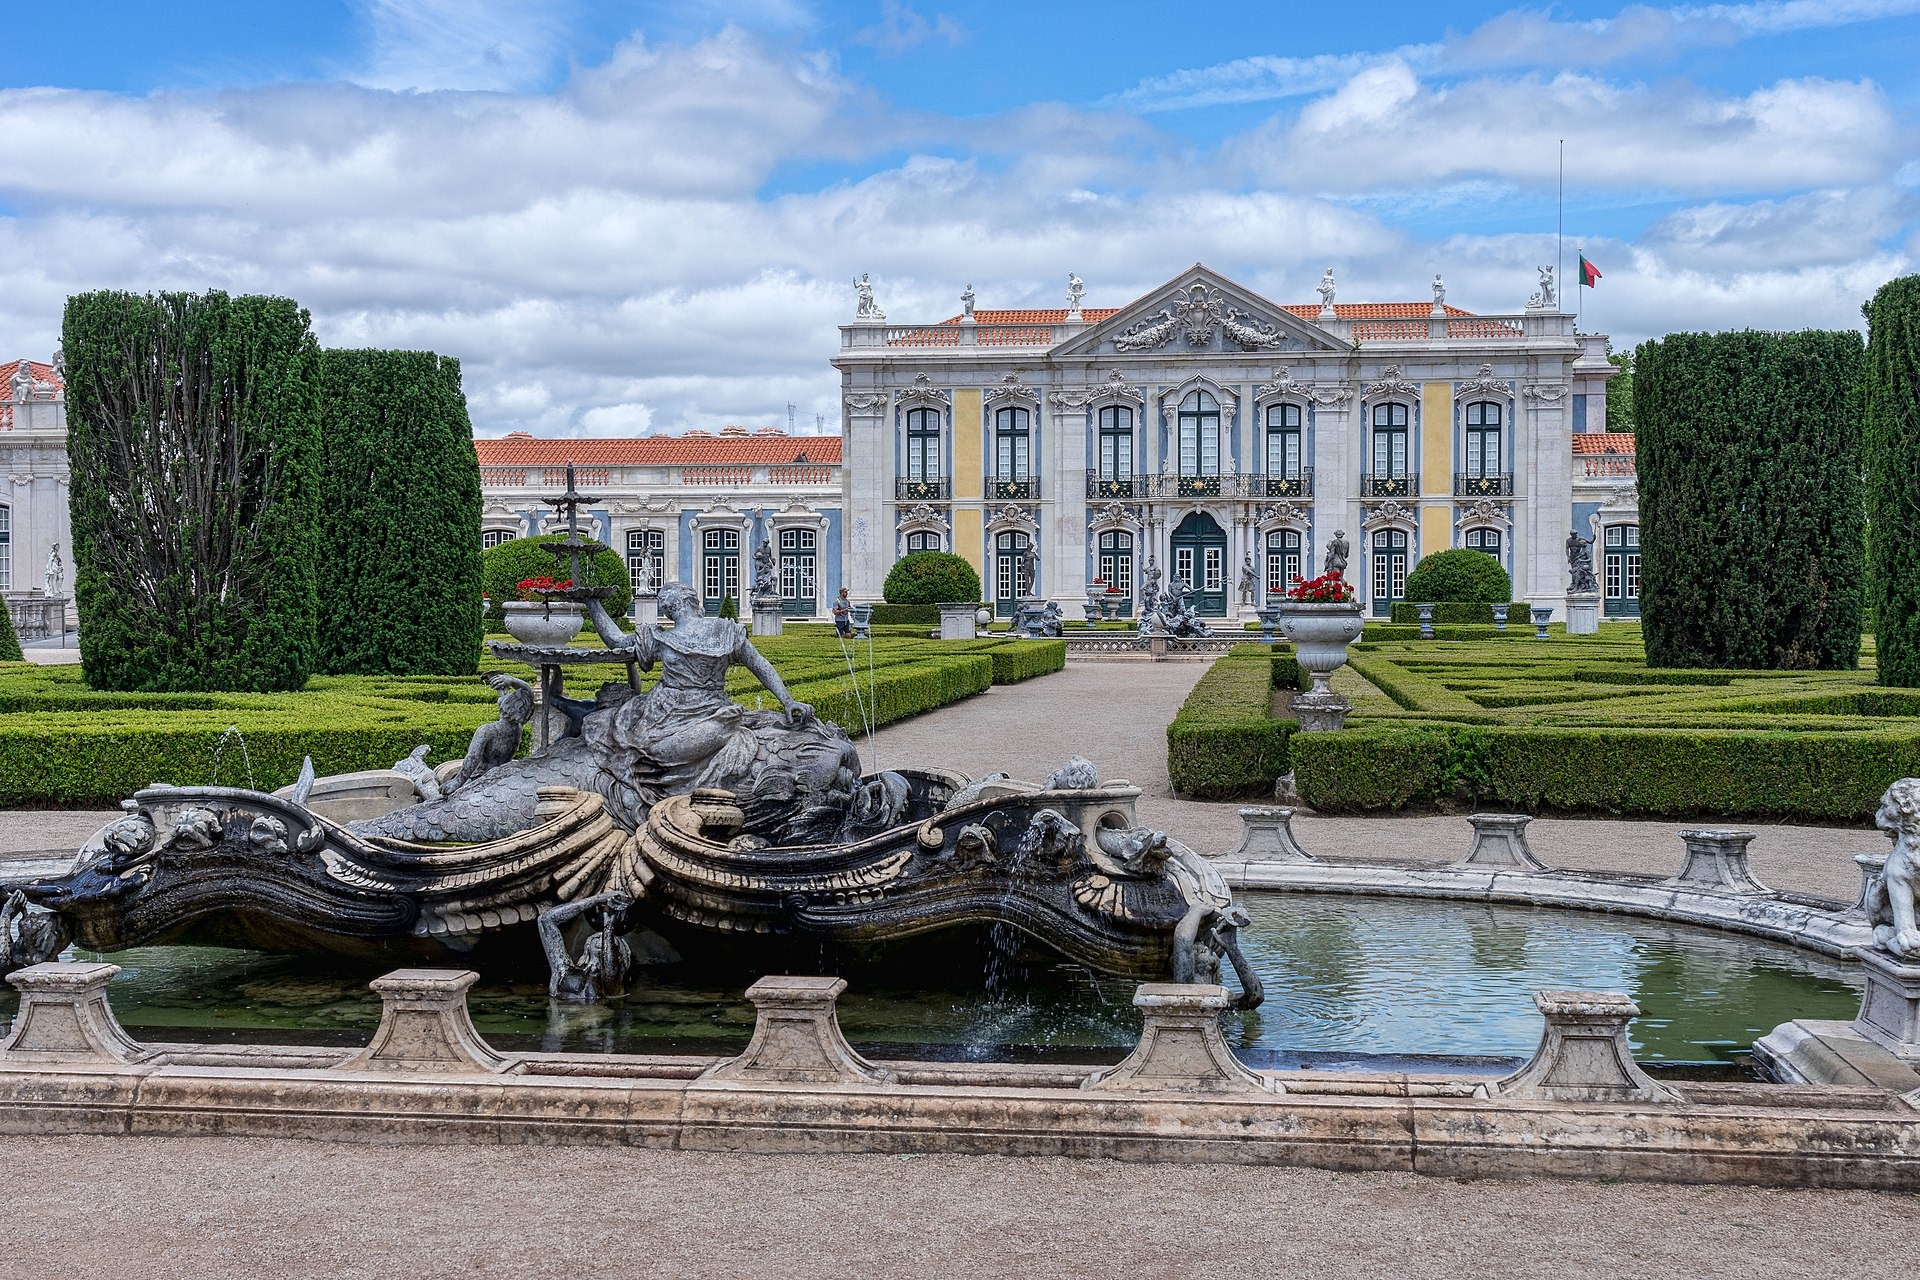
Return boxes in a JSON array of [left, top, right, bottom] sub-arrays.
[[1169, 512, 1227, 616]]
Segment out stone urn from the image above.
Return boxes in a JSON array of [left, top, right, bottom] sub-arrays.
[[501, 600, 585, 647], [1278, 600, 1365, 732]]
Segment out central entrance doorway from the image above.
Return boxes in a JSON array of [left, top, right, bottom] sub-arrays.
[[1169, 511, 1227, 616]]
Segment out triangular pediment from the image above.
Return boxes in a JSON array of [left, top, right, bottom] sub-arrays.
[[1053, 265, 1352, 359]]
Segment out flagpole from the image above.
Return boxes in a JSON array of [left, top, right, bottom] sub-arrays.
[[1557, 139, 1564, 316]]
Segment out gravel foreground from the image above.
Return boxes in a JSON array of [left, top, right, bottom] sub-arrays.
[[0, 1135, 1913, 1279]]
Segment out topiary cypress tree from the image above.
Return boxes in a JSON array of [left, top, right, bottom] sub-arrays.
[[0, 601, 20, 662], [1635, 329, 1865, 670], [315, 349, 482, 675], [1866, 275, 1920, 686], [62, 290, 321, 692]]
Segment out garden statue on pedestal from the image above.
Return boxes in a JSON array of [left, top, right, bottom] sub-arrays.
[[1566, 530, 1599, 594], [751, 539, 779, 605], [1238, 554, 1258, 607], [1323, 530, 1350, 580], [44, 543, 63, 596]]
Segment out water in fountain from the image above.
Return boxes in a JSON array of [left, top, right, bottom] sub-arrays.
[[209, 724, 254, 790]]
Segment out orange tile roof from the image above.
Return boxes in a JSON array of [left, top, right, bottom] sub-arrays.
[[1572, 432, 1635, 454], [475, 432, 841, 467], [934, 308, 1123, 325], [0, 359, 62, 397], [1280, 303, 1478, 320]]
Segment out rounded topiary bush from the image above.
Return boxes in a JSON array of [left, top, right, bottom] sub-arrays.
[[883, 551, 982, 605], [0, 603, 21, 662], [1403, 548, 1512, 603], [480, 535, 632, 629]]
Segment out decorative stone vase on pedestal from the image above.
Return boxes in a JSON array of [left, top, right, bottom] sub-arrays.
[[501, 601, 585, 647], [1566, 592, 1600, 636], [1084, 587, 1106, 623], [1278, 601, 1364, 731], [1255, 602, 1284, 642], [937, 602, 977, 641], [631, 591, 659, 628], [1530, 605, 1553, 639], [1414, 602, 1436, 639], [1491, 603, 1509, 630]]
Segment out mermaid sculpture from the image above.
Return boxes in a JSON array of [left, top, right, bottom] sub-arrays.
[[357, 581, 881, 847]]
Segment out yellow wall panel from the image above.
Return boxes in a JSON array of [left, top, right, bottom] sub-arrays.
[[953, 506, 984, 577], [952, 388, 982, 500], [1421, 381, 1452, 497], [1419, 504, 1452, 559]]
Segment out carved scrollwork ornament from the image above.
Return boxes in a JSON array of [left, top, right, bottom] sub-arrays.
[[984, 503, 1038, 535], [896, 372, 950, 409], [1455, 498, 1512, 531], [1361, 499, 1419, 531], [1364, 365, 1419, 399], [1457, 363, 1511, 397], [1254, 502, 1311, 530], [844, 392, 888, 413], [983, 373, 1038, 406], [1523, 382, 1569, 403]]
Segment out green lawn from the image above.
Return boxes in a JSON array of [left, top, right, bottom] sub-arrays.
[[0, 627, 1064, 807]]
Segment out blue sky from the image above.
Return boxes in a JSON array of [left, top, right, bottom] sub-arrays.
[[2, 0, 1915, 434]]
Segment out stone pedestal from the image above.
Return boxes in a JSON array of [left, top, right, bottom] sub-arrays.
[[1085, 984, 1273, 1095], [1852, 948, 1920, 1060], [1668, 829, 1767, 895], [704, 976, 895, 1085], [1493, 991, 1679, 1103], [937, 602, 978, 640], [1290, 691, 1351, 732], [336, 969, 507, 1074], [1, 962, 152, 1067], [1227, 806, 1314, 862], [1414, 602, 1436, 638], [631, 593, 659, 628], [750, 600, 784, 637], [1566, 592, 1600, 635], [1530, 606, 1553, 638], [1455, 813, 1545, 871]]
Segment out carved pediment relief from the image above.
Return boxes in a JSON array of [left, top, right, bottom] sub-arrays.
[[984, 503, 1038, 534], [1361, 499, 1418, 530], [897, 372, 950, 410], [1053, 266, 1352, 359], [1256, 367, 1353, 408], [1457, 363, 1511, 398], [984, 373, 1039, 406], [1454, 498, 1512, 530], [1364, 365, 1418, 399]]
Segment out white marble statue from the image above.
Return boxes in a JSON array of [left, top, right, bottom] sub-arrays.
[[1528, 265, 1557, 309], [44, 542, 62, 596], [10, 362, 33, 402], [1066, 273, 1084, 312], [961, 283, 975, 319], [1316, 267, 1336, 310], [1432, 274, 1446, 306], [853, 273, 885, 321], [1238, 554, 1257, 605], [1867, 778, 1920, 959]]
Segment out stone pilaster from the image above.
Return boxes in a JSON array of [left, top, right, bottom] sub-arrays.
[[336, 969, 507, 1074], [1454, 813, 1546, 872], [1852, 948, 1920, 1060], [1494, 990, 1679, 1103], [704, 976, 895, 1085], [1085, 984, 1273, 1094]]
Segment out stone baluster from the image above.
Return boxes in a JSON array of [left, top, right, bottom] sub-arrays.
[[336, 969, 507, 1074], [1, 962, 152, 1067], [1668, 829, 1767, 895], [1492, 990, 1678, 1103], [1225, 806, 1314, 862], [1453, 813, 1546, 872], [1084, 984, 1274, 1094], [703, 975, 895, 1085]]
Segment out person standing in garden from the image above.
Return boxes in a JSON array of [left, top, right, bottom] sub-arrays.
[[832, 587, 854, 638]]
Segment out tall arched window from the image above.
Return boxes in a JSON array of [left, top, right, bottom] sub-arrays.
[[905, 407, 941, 497], [1097, 406, 1134, 482], [0, 504, 9, 591], [1369, 402, 1411, 496], [1264, 402, 1305, 496], [1461, 401, 1506, 495], [993, 405, 1032, 498], [1097, 529, 1134, 599], [1178, 391, 1220, 478], [1265, 528, 1302, 596]]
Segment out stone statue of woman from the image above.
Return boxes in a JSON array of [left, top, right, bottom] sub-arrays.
[[44, 543, 62, 596]]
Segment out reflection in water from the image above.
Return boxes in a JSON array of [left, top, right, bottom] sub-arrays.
[[2, 895, 1862, 1066]]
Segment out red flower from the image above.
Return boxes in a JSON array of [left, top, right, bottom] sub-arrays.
[[1283, 571, 1355, 603]]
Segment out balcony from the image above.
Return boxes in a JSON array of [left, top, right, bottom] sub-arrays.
[[1261, 470, 1314, 499], [896, 477, 951, 500], [1454, 472, 1514, 497], [1363, 473, 1419, 498], [1174, 474, 1222, 498], [1581, 455, 1636, 479], [1085, 471, 1144, 499], [990, 476, 1040, 500]]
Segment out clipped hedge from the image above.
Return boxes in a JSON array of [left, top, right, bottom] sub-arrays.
[[882, 551, 981, 605], [1166, 644, 1302, 798], [1389, 602, 1526, 625], [1866, 274, 1920, 687], [868, 603, 941, 626], [0, 606, 20, 663], [982, 639, 1066, 683]]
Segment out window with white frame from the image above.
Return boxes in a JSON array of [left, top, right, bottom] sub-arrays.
[[702, 528, 739, 605], [994, 530, 1030, 606], [1097, 406, 1134, 480], [1264, 403, 1302, 479], [778, 527, 817, 605], [1266, 528, 1302, 595], [1372, 402, 1410, 477], [906, 407, 941, 483], [1178, 390, 1221, 477], [1604, 525, 1641, 602], [0, 504, 9, 591], [994, 406, 1031, 480], [626, 528, 664, 595], [1464, 526, 1502, 562], [481, 529, 513, 550], [1096, 530, 1133, 597], [1465, 402, 1502, 477], [905, 530, 940, 554]]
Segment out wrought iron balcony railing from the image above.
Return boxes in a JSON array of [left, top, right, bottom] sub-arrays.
[[1362, 473, 1419, 498], [1085, 471, 1143, 499], [896, 477, 950, 500], [1454, 472, 1514, 497], [990, 476, 1040, 500], [1261, 469, 1314, 498]]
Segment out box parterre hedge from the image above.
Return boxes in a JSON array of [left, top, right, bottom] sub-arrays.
[[1168, 624, 1920, 819], [0, 632, 1065, 807]]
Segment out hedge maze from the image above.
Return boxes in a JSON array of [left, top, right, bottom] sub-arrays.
[[1172, 626, 1920, 821], [0, 627, 1065, 807]]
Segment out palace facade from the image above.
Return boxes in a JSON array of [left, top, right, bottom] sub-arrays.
[[832, 264, 1637, 618], [474, 428, 845, 620], [0, 357, 73, 640]]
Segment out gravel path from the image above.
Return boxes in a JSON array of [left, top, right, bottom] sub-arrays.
[[0, 1135, 1911, 1280]]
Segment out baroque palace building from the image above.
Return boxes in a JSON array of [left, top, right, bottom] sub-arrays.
[[833, 263, 1637, 619], [0, 356, 73, 640], [473, 428, 845, 620]]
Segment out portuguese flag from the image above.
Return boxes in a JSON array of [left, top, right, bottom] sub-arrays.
[[1579, 254, 1602, 288]]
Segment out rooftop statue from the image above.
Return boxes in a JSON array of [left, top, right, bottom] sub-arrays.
[[1316, 267, 1336, 309]]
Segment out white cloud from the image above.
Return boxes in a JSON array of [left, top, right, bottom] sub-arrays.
[[349, 0, 581, 92], [853, 1, 964, 54]]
